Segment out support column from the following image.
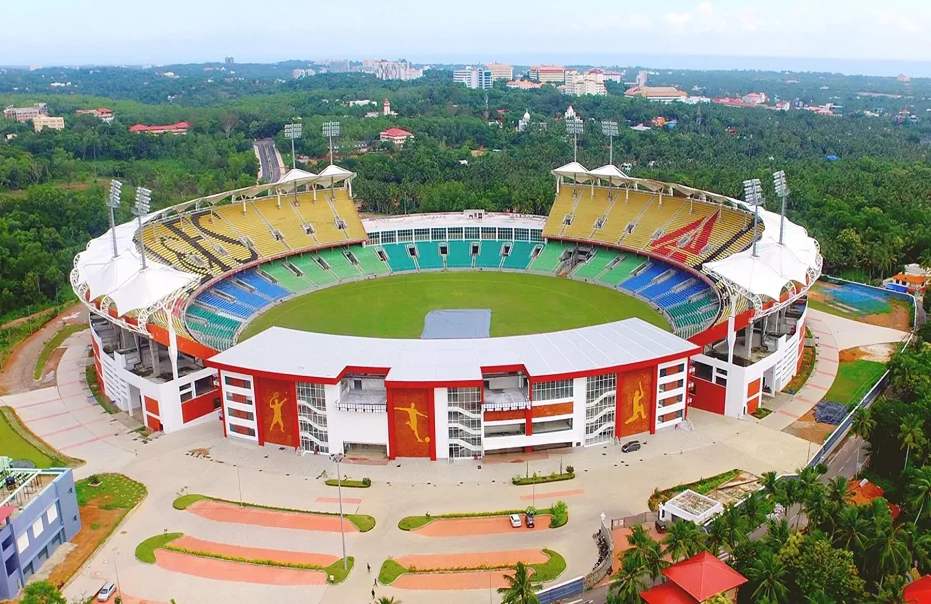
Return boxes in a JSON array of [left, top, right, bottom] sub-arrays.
[[744, 323, 753, 359], [149, 339, 160, 377]]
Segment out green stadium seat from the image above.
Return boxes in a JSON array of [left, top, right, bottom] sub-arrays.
[[415, 241, 444, 270], [382, 243, 417, 272], [318, 247, 361, 279], [260, 262, 307, 293], [598, 255, 647, 287], [352, 245, 390, 276], [502, 241, 540, 270], [445, 240, 473, 268], [476, 241, 504, 269], [528, 241, 568, 273], [290, 254, 339, 285], [572, 250, 621, 281]]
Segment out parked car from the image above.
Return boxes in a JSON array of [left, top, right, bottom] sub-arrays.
[[96, 582, 116, 602], [526, 511, 535, 528], [509, 513, 522, 528], [621, 440, 642, 453]]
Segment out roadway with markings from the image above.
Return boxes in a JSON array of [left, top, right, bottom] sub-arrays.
[[254, 138, 283, 183]]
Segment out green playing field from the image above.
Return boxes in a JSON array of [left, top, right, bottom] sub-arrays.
[[239, 272, 669, 340]]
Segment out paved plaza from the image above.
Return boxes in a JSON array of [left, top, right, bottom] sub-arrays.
[[0, 329, 824, 603]]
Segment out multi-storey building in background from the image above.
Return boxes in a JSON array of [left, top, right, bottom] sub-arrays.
[[453, 66, 493, 90], [363, 59, 423, 81], [485, 63, 513, 81], [3, 103, 48, 123], [529, 65, 566, 84]]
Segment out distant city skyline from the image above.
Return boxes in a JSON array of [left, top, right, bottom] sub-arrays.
[[3, 0, 931, 77]]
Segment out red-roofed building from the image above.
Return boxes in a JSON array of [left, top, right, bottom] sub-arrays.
[[641, 552, 747, 603], [129, 121, 191, 135], [379, 127, 414, 146], [847, 478, 902, 520], [905, 576, 931, 604]]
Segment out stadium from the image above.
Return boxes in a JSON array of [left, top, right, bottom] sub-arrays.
[[71, 160, 821, 461]]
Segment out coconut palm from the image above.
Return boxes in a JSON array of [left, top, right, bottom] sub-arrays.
[[833, 505, 869, 555], [906, 465, 931, 526], [626, 527, 668, 581], [826, 475, 851, 511], [899, 415, 927, 470], [662, 520, 706, 562], [870, 574, 908, 604], [764, 518, 790, 550], [744, 549, 790, 604], [868, 522, 913, 585], [852, 407, 876, 440], [608, 559, 648, 604], [760, 471, 781, 497], [498, 562, 539, 604]]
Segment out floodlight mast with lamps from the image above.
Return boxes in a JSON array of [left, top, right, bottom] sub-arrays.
[[283, 121, 302, 170], [566, 118, 583, 163], [107, 179, 122, 258], [601, 120, 619, 165], [773, 170, 789, 245], [742, 178, 764, 257], [134, 187, 151, 270], [322, 121, 340, 166]]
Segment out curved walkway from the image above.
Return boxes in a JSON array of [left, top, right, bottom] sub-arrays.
[[154, 549, 327, 585], [171, 535, 338, 566]]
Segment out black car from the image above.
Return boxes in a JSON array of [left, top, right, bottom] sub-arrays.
[[621, 440, 641, 453], [526, 511, 535, 528]]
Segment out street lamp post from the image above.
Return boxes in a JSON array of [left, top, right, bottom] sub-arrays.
[[601, 120, 618, 166], [566, 118, 583, 163], [283, 121, 303, 170], [134, 187, 151, 270], [113, 548, 121, 599], [322, 121, 340, 166], [107, 180, 122, 258], [773, 170, 789, 245], [742, 178, 764, 258], [330, 452, 348, 570]]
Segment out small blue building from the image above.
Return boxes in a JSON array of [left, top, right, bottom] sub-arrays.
[[0, 467, 81, 599]]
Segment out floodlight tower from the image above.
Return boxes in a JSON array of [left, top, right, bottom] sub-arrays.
[[107, 179, 122, 258], [742, 178, 764, 258], [134, 187, 152, 270], [773, 170, 789, 245], [283, 121, 303, 170], [601, 120, 619, 165], [322, 121, 340, 165], [566, 117, 583, 163]]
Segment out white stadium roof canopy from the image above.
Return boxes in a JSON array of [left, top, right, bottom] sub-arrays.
[[208, 318, 698, 383]]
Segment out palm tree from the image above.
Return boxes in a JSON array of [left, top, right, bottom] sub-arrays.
[[662, 520, 706, 562], [608, 559, 648, 604], [760, 471, 780, 497], [626, 527, 668, 581], [869, 522, 913, 586], [906, 465, 931, 526], [833, 505, 869, 555], [764, 518, 790, 550], [898, 415, 926, 471], [498, 562, 539, 604], [852, 407, 875, 441], [826, 476, 851, 511], [744, 549, 790, 604]]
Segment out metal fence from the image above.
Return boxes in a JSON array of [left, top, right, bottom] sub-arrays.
[[583, 517, 615, 589]]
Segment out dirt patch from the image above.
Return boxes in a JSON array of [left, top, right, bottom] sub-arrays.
[[154, 549, 326, 585], [45, 504, 123, 589], [0, 303, 85, 395], [839, 343, 897, 364], [783, 408, 836, 444], [863, 301, 911, 331], [414, 515, 552, 537], [187, 499, 359, 533]]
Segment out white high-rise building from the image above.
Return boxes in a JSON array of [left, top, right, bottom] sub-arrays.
[[485, 63, 513, 81], [453, 66, 493, 90], [363, 59, 423, 81]]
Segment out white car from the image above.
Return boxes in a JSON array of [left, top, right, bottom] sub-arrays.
[[509, 513, 522, 528], [96, 582, 116, 602]]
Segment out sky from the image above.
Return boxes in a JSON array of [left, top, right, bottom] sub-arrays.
[[3, 0, 931, 75]]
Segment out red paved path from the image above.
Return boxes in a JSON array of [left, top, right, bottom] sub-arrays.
[[414, 514, 551, 537], [519, 488, 584, 500], [187, 499, 358, 532], [393, 569, 516, 590], [154, 550, 326, 585], [395, 548, 547, 569], [172, 536, 338, 566]]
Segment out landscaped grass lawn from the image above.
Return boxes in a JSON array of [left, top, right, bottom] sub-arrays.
[[825, 359, 887, 406], [0, 407, 80, 467], [240, 272, 669, 340]]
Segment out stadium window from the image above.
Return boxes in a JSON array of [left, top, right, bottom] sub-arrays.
[[693, 362, 713, 381], [230, 424, 256, 437], [660, 363, 686, 377], [514, 228, 529, 241], [414, 228, 430, 241], [470, 243, 479, 256], [431, 228, 447, 240], [448, 227, 463, 240], [464, 227, 480, 239], [368, 232, 381, 244], [532, 379, 574, 401], [381, 231, 396, 244], [481, 227, 497, 240], [498, 227, 513, 240], [530, 229, 543, 242], [353, 379, 362, 390], [439, 244, 448, 255], [397, 229, 413, 242], [224, 376, 251, 389]]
